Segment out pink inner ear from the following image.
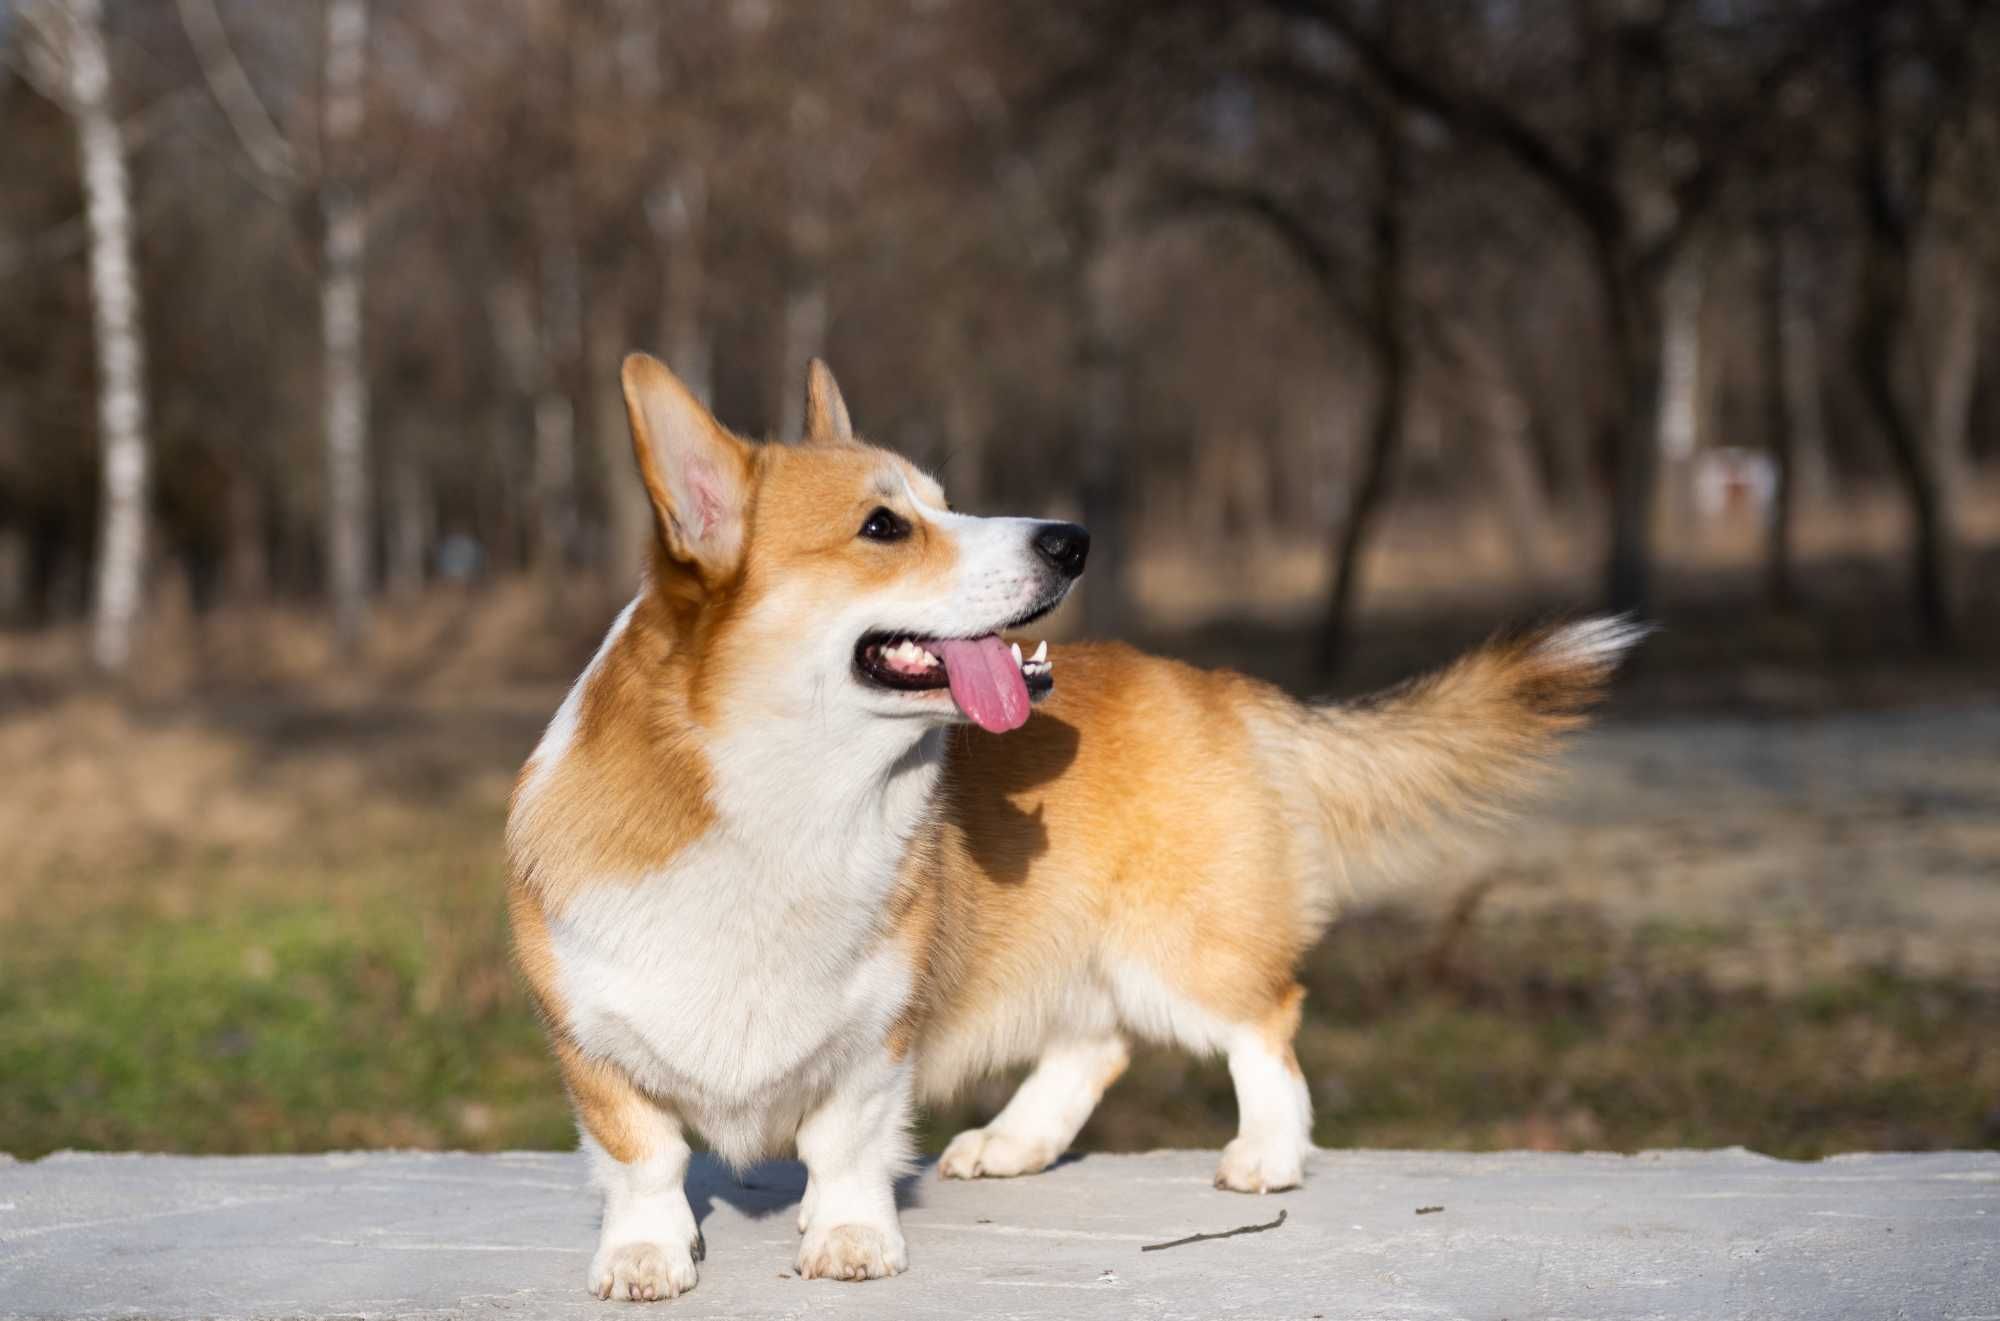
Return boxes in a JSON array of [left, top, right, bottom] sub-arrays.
[[683, 456, 729, 542]]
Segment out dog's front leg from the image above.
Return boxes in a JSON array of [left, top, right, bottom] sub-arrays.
[[561, 1044, 703, 1302], [793, 1048, 912, 1282]]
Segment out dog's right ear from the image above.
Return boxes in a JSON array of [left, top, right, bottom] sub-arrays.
[[621, 353, 752, 583], [803, 359, 854, 445]]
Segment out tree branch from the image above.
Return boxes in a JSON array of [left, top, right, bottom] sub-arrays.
[[1271, 0, 1620, 239], [1145, 174, 1365, 328], [175, 0, 301, 188]]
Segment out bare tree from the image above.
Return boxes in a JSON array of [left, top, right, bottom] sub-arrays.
[[321, 0, 371, 651], [18, 0, 152, 672], [1760, 214, 1799, 610], [651, 165, 712, 406], [1283, 0, 1835, 620], [1177, 110, 1417, 675], [1316, 108, 1410, 676], [1846, 3, 1986, 648], [775, 87, 831, 442]]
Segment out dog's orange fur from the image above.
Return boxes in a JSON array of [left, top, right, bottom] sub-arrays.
[[885, 636, 1618, 1099]]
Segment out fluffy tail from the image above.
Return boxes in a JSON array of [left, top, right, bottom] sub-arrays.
[[1270, 616, 1648, 912]]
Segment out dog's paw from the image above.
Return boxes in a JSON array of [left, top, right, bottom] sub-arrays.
[[796, 1222, 907, 1282], [588, 1238, 699, 1302], [937, 1127, 1058, 1180], [1214, 1137, 1304, 1194], [797, 1175, 817, 1234]]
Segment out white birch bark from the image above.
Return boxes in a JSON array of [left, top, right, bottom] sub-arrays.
[[775, 91, 828, 440], [1654, 245, 1706, 534], [534, 219, 581, 574], [588, 300, 650, 591], [40, 0, 152, 672], [387, 449, 430, 598], [321, 0, 370, 651], [1778, 244, 1831, 497], [1927, 249, 1980, 503], [653, 163, 714, 406], [1656, 247, 1704, 464]]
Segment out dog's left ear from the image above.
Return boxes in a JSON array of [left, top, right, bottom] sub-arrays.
[[621, 352, 752, 584], [803, 359, 854, 445]]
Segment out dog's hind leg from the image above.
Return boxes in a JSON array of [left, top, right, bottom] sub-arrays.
[[1213, 983, 1313, 1194], [938, 1033, 1130, 1180]]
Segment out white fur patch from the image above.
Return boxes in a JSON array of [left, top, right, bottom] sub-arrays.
[[1216, 1025, 1313, 1194], [939, 1035, 1127, 1180], [1534, 614, 1653, 669], [549, 820, 919, 1165], [1105, 959, 1236, 1056], [585, 1134, 700, 1301]]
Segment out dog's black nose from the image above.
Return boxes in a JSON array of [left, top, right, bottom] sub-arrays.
[[1033, 522, 1090, 579]]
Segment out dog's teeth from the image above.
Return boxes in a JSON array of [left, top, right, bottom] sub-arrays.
[[1010, 642, 1023, 668], [1030, 640, 1047, 663], [885, 640, 932, 669]]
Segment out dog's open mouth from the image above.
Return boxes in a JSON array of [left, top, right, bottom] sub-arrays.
[[855, 632, 1053, 733]]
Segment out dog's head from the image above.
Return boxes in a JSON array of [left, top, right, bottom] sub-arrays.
[[620, 353, 1086, 736]]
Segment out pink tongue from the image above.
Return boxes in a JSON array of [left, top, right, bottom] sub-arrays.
[[935, 635, 1031, 734]]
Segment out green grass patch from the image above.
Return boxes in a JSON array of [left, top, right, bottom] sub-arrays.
[[6, 856, 1995, 1160]]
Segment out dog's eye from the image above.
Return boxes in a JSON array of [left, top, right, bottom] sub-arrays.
[[858, 507, 910, 542]]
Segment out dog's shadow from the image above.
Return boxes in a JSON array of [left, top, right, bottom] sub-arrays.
[[685, 1156, 922, 1228], [685, 1151, 1092, 1231], [947, 714, 1082, 888]]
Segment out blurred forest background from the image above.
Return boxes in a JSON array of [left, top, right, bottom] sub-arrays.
[[1, 0, 1996, 1161]]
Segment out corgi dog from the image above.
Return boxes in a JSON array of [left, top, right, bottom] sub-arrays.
[[506, 352, 1642, 1301]]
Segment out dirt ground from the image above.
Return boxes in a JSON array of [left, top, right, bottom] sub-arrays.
[[1482, 703, 2000, 990]]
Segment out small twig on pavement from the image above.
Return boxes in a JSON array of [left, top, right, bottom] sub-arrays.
[[1139, 1208, 1287, 1253]]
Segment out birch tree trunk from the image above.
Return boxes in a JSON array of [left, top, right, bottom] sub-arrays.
[[1761, 219, 1798, 609], [940, 355, 990, 511], [54, 0, 152, 673], [1927, 246, 1980, 502], [1075, 257, 1129, 639], [652, 163, 713, 406], [386, 449, 430, 599], [321, 0, 371, 652], [589, 296, 649, 592], [775, 91, 829, 441], [1780, 250, 1831, 498], [1655, 242, 1705, 536], [533, 220, 581, 575]]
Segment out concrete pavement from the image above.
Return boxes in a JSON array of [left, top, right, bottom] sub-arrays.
[[3, 1148, 1996, 1319]]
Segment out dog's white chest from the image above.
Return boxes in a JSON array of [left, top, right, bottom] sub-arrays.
[[546, 829, 912, 1159]]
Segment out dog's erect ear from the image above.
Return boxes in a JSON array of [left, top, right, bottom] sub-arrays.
[[803, 358, 854, 446], [621, 353, 752, 581]]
